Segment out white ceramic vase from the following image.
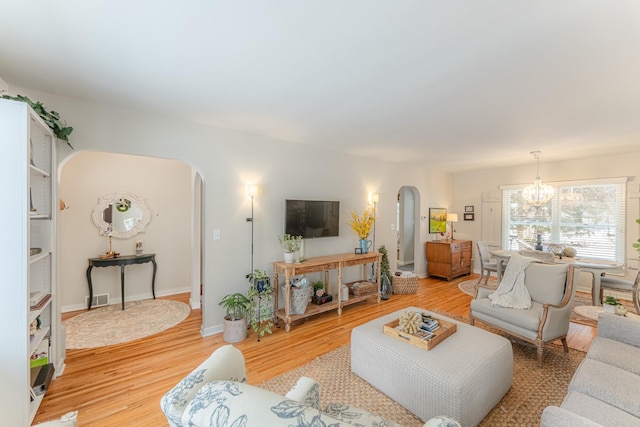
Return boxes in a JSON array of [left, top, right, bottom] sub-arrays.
[[284, 252, 295, 263], [603, 303, 616, 314]]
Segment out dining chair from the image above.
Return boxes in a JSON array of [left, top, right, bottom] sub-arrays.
[[476, 241, 498, 284], [600, 269, 640, 313]]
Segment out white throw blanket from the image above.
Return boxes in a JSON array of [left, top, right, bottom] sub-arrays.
[[489, 254, 537, 309]]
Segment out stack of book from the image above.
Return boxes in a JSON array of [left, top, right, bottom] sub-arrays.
[[421, 313, 440, 333], [30, 291, 51, 311]]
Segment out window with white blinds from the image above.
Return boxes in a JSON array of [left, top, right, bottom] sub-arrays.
[[500, 178, 627, 262]]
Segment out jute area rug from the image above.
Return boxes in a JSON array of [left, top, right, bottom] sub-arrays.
[[457, 278, 638, 328], [260, 313, 585, 427], [64, 299, 190, 349]]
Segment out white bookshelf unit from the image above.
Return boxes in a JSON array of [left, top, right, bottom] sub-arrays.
[[0, 98, 63, 425]]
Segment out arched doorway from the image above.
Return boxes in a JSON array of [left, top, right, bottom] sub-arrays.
[[58, 151, 203, 312]]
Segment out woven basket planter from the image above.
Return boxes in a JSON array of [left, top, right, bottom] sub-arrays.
[[392, 276, 419, 294], [345, 281, 377, 296]]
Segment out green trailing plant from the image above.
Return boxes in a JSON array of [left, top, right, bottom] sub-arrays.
[[247, 269, 274, 338], [218, 293, 251, 321], [247, 269, 269, 287], [1, 94, 74, 148]]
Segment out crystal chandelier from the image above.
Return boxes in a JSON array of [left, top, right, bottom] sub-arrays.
[[522, 151, 554, 207]]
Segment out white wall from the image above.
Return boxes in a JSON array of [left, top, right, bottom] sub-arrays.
[[59, 151, 193, 311], [452, 153, 640, 289], [9, 86, 452, 336]]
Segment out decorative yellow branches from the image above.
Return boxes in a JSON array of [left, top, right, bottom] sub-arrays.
[[349, 206, 375, 239]]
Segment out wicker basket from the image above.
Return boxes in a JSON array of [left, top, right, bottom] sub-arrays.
[[392, 276, 419, 294], [345, 281, 377, 296]]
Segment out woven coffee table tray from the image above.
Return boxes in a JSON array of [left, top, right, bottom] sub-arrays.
[[383, 315, 456, 351]]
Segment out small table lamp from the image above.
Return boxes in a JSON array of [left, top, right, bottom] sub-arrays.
[[447, 213, 459, 240]]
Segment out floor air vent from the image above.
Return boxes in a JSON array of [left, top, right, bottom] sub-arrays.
[[86, 293, 110, 308]]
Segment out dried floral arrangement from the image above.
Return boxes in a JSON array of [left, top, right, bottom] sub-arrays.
[[349, 206, 375, 239]]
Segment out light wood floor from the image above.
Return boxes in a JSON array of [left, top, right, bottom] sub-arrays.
[[35, 274, 596, 426]]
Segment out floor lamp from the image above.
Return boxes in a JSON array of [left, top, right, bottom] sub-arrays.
[[370, 193, 379, 281], [246, 184, 261, 341], [246, 184, 258, 274]]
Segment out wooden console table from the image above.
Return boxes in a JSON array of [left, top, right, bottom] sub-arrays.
[[86, 254, 157, 310], [272, 252, 382, 332]]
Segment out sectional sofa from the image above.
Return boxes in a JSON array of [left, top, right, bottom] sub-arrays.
[[541, 312, 640, 426]]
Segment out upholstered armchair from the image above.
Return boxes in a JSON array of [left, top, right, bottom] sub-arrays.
[[476, 241, 498, 284], [469, 262, 577, 366], [160, 344, 447, 427]]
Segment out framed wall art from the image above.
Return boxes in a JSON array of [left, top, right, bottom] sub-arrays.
[[429, 208, 447, 234], [465, 205, 474, 213], [464, 213, 475, 221]]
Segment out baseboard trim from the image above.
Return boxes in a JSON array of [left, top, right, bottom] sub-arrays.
[[61, 286, 191, 313], [201, 324, 223, 337]]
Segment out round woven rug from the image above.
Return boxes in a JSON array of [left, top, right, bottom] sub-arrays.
[[64, 299, 190, 349], [458, 278, 498, 296]]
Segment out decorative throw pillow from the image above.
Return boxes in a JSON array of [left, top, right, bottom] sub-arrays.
[[525, 263, 569, 305], [323, 403, 403, 427]]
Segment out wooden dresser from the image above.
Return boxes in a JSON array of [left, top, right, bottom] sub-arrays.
[[426, 240, 472, 281]]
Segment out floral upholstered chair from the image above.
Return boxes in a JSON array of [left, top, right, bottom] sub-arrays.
[[161, 344, 460, 426]]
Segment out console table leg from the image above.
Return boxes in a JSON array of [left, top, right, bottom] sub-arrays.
[[151, 259, 157, 299], [86, 266, 94, 310], [120, 265, 126, 310]]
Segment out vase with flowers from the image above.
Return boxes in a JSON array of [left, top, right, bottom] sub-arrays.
[[349, 206, 375, 253]]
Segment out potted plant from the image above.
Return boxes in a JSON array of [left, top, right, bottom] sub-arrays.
[[248, 270, 274, 340], [603, 296, 627, 315], [278, 234, 302, 263], [248, 269, 270, 293], [218, 293, 251, 343], [378, 245, 392, 300], [312, 280, 326, 297]]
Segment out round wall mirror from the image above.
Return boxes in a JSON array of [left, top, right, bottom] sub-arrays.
[[91, 192, 152, 239]]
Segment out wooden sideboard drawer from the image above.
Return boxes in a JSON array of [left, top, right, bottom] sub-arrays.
[[426, 240, 472, 281]]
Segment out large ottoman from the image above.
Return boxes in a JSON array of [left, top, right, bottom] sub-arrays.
[[351, 308, 512, 426]]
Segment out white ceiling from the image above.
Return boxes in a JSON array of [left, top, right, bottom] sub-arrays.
[[1, 1, 639, 172]]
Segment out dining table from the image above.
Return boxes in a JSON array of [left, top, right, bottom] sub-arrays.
[[490, 249, 624, 306]]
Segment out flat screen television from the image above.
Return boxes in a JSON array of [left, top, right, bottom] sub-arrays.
[[285, 199, 340, 239]]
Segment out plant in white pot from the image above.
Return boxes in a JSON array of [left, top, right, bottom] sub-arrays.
[[278, 234, 302, 263], [218, 293, 251, 343], [603, 296, 627, 316]]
